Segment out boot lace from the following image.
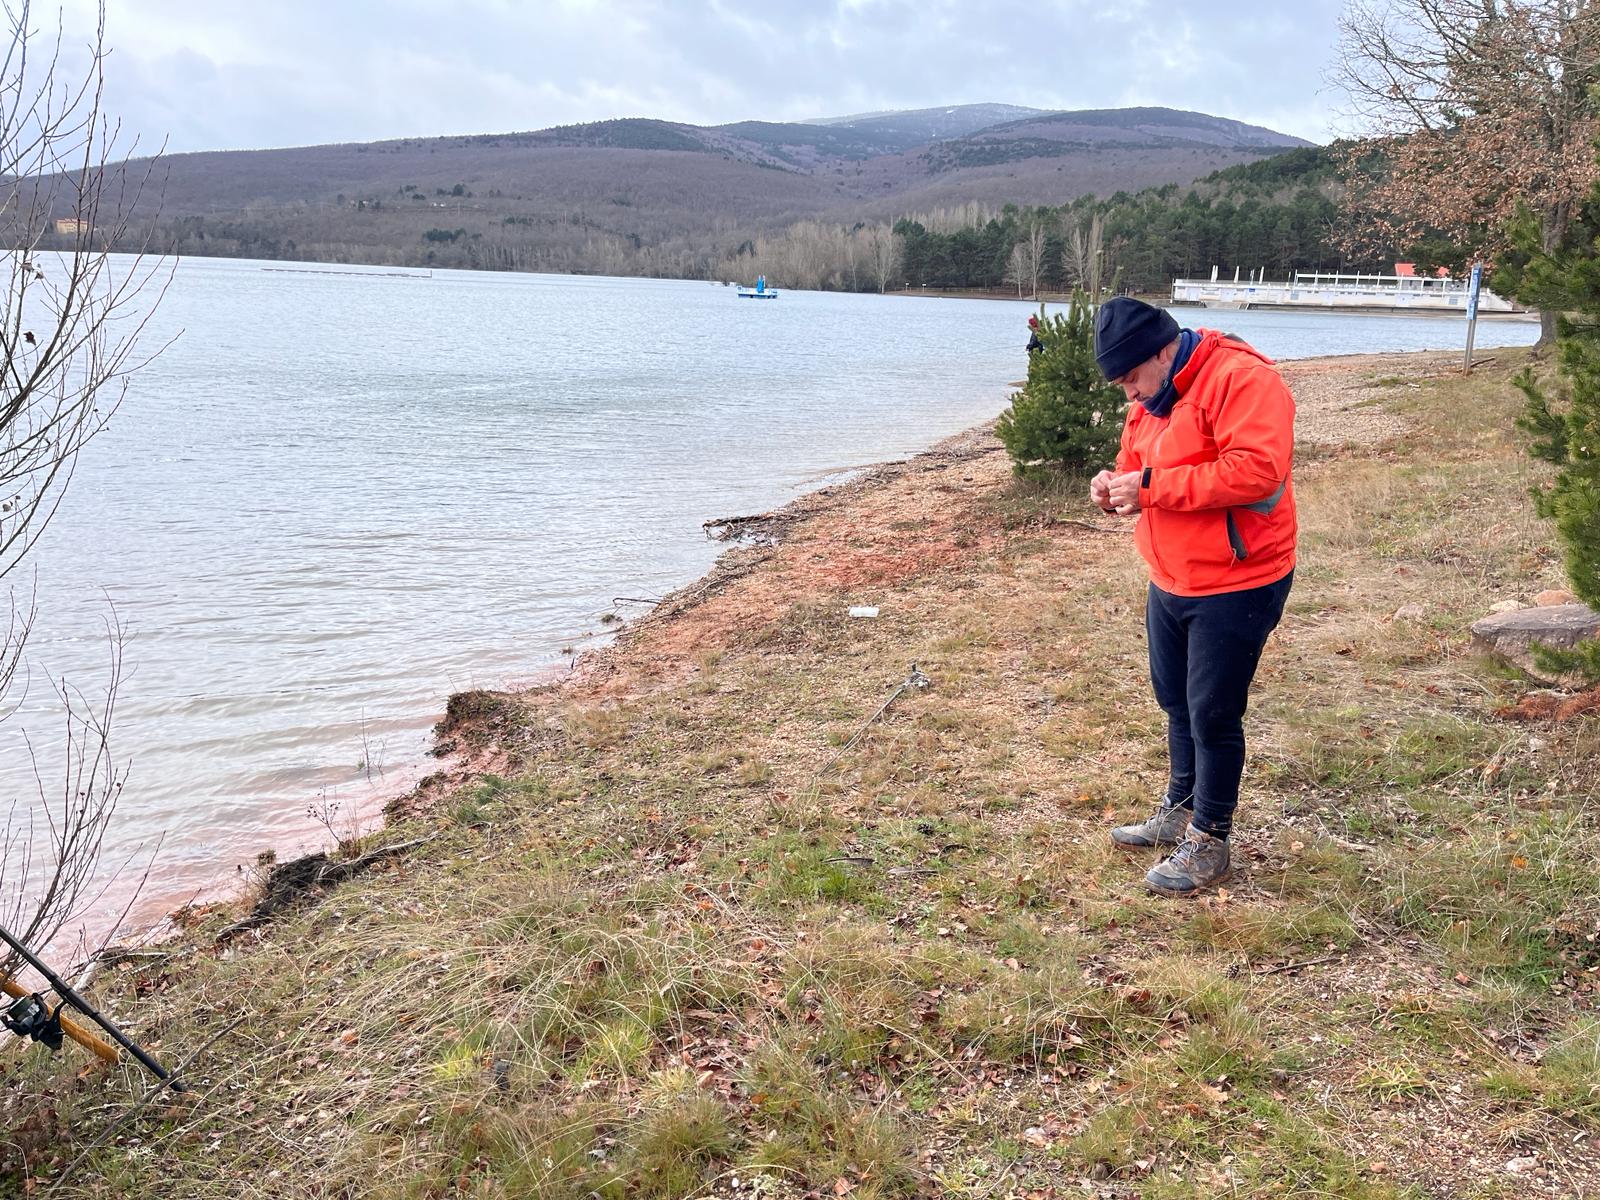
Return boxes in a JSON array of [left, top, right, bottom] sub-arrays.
[[1168, 830, 1205, 869]]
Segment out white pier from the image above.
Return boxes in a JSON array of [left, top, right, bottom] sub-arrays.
[[1172, 269, 1523, 316]]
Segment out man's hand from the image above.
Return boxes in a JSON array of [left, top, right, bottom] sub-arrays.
[[1106, 470, 1143, 515], [1088, 470, 1115, 512]]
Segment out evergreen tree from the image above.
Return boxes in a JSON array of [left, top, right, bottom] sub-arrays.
[[995, 295, 1127, 479], [1509, 190, 1600, 681]]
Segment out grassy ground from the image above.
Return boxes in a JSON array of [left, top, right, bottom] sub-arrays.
[[3, 349, 1597, 1199]]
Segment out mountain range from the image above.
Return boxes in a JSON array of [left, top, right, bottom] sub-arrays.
[[91, 103, 1313, 275]]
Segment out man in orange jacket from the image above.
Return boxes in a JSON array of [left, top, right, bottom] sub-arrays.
[[1087, 297, 1295, 897]]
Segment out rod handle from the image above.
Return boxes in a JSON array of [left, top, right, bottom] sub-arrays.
[[2, 976, 121, 1064]]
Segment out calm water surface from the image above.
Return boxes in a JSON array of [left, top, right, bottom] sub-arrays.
[[4, 257, 1540, 939]]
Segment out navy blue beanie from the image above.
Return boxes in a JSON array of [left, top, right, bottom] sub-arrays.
[[1094, 298, 1181, 380]]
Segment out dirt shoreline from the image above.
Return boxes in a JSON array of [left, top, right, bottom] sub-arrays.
[[380, 420, 1010, 824], [421, 348, 1464, 719]]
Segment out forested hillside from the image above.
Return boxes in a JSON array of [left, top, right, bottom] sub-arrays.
[[890, 147, 1368, 295], [717, 146, 1419, 294]]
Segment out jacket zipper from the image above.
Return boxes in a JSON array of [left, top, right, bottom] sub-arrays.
[[1226, 511, 1248, 560]]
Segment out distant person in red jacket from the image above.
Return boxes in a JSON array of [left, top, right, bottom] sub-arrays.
[[1087, 298, 1296, 897], [1025, 314, 1044, 355]]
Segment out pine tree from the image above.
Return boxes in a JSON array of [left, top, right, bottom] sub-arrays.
[[1510, 190, 1600, 682], [995, 294, 1127, 479]]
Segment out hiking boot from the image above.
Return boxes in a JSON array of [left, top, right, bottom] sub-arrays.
[[1109, 796, 1194, 851], [1145, 825, 1231, 897]]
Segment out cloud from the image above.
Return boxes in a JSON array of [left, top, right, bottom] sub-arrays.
[[51, 0, 1348, 154]]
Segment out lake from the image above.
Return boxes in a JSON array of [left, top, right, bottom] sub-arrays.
[[3, 257, 1540, 945]]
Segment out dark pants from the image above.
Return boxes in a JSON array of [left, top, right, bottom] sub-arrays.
[[1146, 572, 1292, 838]]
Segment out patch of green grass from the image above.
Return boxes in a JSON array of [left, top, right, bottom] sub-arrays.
[[982, 467, 1092, 530], [781, 921, 954, 1071], [942, 963, 1121, 1063], [561, 702, 635, 750], [571, 1017, 654, 1081], [760, 839, 881, 905], [1385, 810, 1600, 982], [986, 913, 1057, 962], [1223, 1107, 1419, 1199], [1182, 901, 1358, 957], [1357, 1057, 1440, 1103], [1272, 713, 1492, 793], [477, 1099, 625, 1198], [448, 771, 534, 825], [744, 1039, 920, 1196], [621, 1081, 737, 1198], [1483, 1015, 1600, 1127]]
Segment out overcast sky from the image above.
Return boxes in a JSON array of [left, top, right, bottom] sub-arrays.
[[55, 0, 1354, 157]]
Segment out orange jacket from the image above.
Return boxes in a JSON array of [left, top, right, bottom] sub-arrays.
[[1114, 329, 1296, 597]]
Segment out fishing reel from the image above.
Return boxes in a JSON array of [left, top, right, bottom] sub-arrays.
[[3, 990, 65, 1052]]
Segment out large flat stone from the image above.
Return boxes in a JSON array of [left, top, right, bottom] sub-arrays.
[[1470, 603, 1600, 684]]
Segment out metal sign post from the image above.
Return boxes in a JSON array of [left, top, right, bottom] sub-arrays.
[[1464, 261, 1483, 373]]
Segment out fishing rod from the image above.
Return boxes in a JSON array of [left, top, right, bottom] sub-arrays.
[[2, 976, 119, 1063], [0, 922, 184, 1090]]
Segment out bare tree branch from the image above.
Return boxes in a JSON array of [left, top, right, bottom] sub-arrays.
[[1330, 0, 1600, 343], [0, 0, 168, 972]]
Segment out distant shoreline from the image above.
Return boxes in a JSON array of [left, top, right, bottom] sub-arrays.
[[887, 285, 1539, 320]]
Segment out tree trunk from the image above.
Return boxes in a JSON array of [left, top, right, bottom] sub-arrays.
[[1536, 201, 1575, 352], [1539, 307, 1560, 350]]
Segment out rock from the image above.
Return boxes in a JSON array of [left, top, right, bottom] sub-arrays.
[[1471, 603, 1600, 684], [1489, 599, 1526, 614], [1535, 588, 1578, 607], [1392, 603, 1427, 621]]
